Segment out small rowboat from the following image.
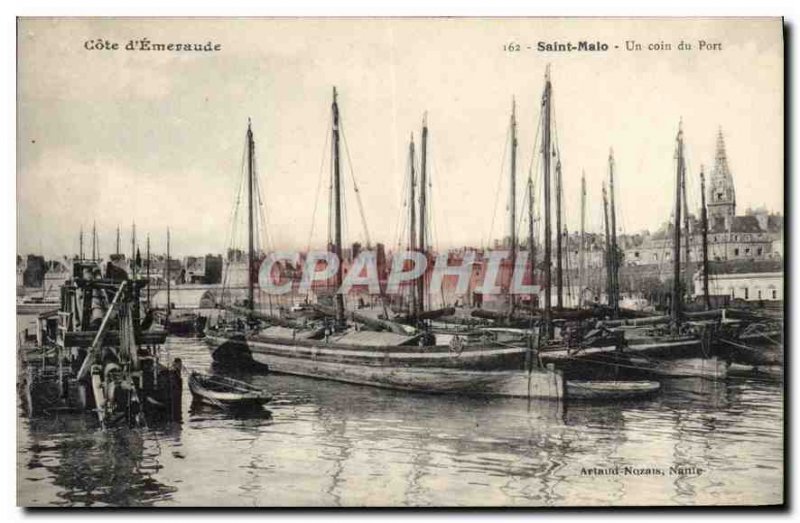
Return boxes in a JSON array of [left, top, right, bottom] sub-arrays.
[[727, 363, 783, 379], [566, 380, 661, 401], [188, 372, 272, 410]]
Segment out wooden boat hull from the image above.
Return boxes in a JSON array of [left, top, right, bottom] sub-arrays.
[[566, 380, 661, 401], [621, 333, 704, 358], [738, 329, 783, 349], [164, 317, 199, 336], [537, 333, 702, 366], [718, 337, 782, 366], [252, 351, 564, 399], [205, 335, 562, 399], [208, 334, 529, 371], [154, 311, 205, 337], [539, 344, 621, 364], [631, 356, 728, 381], [188, 372, 271, 410], [728, 363, 783, 379]]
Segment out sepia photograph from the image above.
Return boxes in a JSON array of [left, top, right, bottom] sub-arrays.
[[15, 16, 784, 507]]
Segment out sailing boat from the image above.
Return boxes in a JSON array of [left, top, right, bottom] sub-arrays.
[[519, 67, 624, 373], [482, 69, 661, 397], [392, 114, 457, 327], [205, 88, 564, 399], [151, 229, 202, 336], [609, 121, 727, 380], [470, 98, 533, 326], [695, 164, 782, 375]]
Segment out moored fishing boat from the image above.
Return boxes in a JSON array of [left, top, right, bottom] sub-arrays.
[[206, 325, 555, 396], [715, 317, 783, 367], [594, 121, 726, 381], [188, 372, 271, 410], [154, 309, 203, 336], [208, 336, 563, 398], [206, 87, 565, 400]]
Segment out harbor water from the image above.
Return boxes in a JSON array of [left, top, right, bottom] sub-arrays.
[[17, 333, 783, 507]]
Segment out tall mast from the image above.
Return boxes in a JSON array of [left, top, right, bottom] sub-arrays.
[[79, 226, 84, 260], [527, 177, 536, 311], [681, 160, 691, 302], [408, 134, 418, 319], [542, 66, 553, 339], [331, 87, 345, 328], [246, 119, 256, 314], [92, 221, 97, 260], [116, 226, 121, 256], [672, 121, 684, 327], [555, 156, 563, 309], [700, 166, 711, 310], [608, 149, 619, 318], [131, 222, 136, 277], [602, 184, 613, 309], [579, 172, 586, 308], [166, 228, 171, 319], [418, 113, 428, 315], [509, 98, 518, 310], [146, 234, 151, 306]]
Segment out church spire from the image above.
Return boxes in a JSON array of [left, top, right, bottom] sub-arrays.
[[715, 126, 727, 161], [708, 127, 736, 230]]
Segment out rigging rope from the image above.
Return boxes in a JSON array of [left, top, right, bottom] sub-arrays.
[[484, 125, 511, 249], [220, 128, 249, 307], [340, 121, 373, 248], [428, 156, 440, 253], [393, 149, 412, 251], [306, 126, 331, 253]]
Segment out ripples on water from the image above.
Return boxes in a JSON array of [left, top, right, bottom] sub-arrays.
[[17, 336, 783, 507]]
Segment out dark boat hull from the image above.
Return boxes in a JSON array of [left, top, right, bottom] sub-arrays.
[[537, 333, 702, 366], [205, 335, 563, 399], [165, 318, 199, 336], [210, 334, 528, 369], [188, 372, 271, 410], [716, 334, 783, 366]]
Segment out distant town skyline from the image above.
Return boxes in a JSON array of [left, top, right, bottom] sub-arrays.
[[18, 18, 783, 257]]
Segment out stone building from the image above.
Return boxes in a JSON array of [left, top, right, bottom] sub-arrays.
[[624, 129, 782, 266], [692, 260, 782, 302]]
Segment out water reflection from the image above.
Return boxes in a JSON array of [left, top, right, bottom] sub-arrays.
[[18, 338, 784, 507], [21, 416, 180, 506]]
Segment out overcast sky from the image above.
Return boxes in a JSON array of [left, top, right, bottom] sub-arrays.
[[17, 17, 783, 257]]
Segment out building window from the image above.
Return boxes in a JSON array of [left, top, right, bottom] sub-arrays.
[[773, 290, 777, 299], [744, 234, 750, 241], [734, 248, 739, 256], [745, 248, 750, 255], [758, 289, 762, 299], [757, 247, 763, 256], [744, 288, 749, 300]]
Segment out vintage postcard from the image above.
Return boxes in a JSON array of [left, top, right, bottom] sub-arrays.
[[16, 17, 784, 507]]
